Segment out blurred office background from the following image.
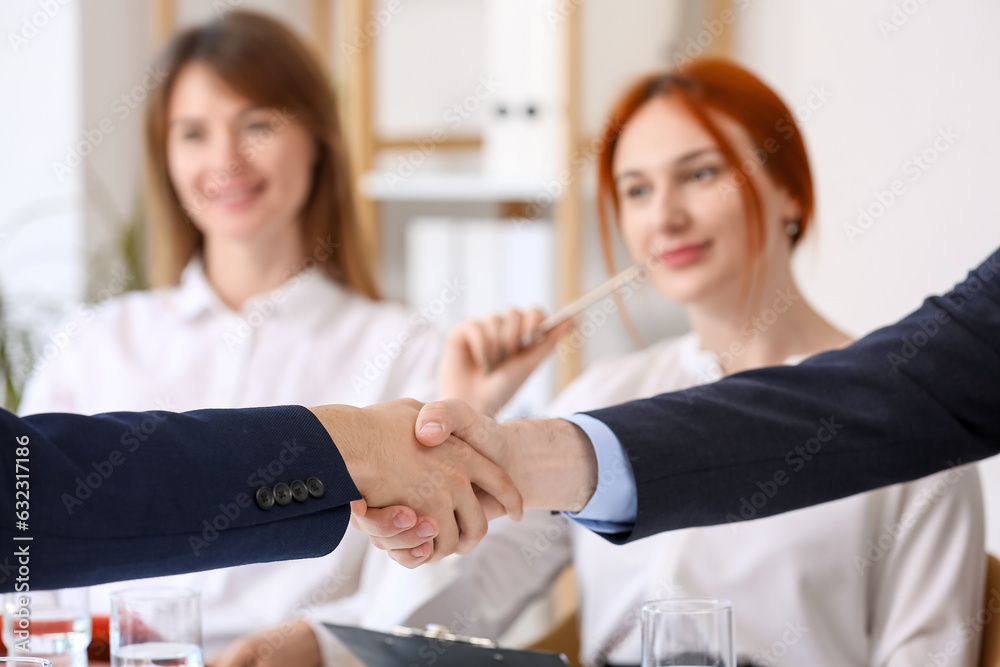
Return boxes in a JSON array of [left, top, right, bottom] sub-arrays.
[[2, 0, 1000, 545]]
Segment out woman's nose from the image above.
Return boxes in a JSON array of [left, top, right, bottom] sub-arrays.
[[205, 129, 245, 176], [654, 187, 690, 234]]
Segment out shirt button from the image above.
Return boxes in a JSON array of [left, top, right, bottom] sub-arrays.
[[306, 477, 325, 498], [255, 486, 275, 510], [273, 482, 292, 506], [290, 480, 309, 502]]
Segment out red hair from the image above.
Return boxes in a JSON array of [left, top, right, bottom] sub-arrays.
[[596, 58, 814, 313]]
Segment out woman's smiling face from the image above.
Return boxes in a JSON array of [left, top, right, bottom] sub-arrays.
[[612, 94, 801, 304], [165, 62, 316, 246]]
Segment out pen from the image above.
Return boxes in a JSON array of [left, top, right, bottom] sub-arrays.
[[519, 264, 644, 348]]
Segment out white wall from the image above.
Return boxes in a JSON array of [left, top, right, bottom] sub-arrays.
[[734, 0, 1000, 552], [0, 0, 84, 319], [735, 0, 1000, 334]]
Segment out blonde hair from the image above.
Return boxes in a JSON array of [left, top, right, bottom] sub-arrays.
[[144, 10, 378, 299]]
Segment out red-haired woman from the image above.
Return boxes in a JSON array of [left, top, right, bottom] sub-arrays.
[[430, 59, 986, 666]]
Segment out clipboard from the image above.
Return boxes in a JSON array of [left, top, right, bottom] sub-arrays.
[[322, 622, 571, 667]]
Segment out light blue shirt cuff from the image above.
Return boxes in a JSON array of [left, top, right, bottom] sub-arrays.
[[560, 413, 637, 533]]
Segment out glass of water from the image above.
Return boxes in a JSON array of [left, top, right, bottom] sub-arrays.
[[2, 588, 90, 667], [641, 598, 734, 667], [110, 587, 202, 667]]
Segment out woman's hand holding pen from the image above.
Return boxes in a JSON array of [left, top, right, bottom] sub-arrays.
[[438, 307, 575, 417]]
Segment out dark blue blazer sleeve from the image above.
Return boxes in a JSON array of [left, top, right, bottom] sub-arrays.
[[0, 405, 360, 591], [587, 248, 1000, 543]]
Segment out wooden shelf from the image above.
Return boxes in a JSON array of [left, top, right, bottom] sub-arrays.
[[360, 171, 558, 204]]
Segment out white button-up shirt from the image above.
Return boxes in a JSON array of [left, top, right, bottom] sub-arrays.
[[19, 258, 448, 664]]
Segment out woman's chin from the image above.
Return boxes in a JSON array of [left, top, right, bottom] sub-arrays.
[[196, 215, 273, 242]]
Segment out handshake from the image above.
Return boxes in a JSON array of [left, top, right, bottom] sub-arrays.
[[308, 398, 599, 568]]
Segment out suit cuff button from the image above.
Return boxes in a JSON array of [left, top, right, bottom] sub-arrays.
[[290, 480, 309, 502], [306, 476, 325, 498], [273, 483, 292, 506], [255, 486, 275, 510]]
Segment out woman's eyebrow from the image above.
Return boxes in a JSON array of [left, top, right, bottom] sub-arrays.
[[614, 147, 721, 184]]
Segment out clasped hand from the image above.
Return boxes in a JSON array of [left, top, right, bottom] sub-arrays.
[[310, 399, 521, 562]]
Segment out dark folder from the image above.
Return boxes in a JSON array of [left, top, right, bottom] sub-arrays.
[[322, 622, 571, 667]]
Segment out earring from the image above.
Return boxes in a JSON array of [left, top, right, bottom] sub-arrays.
[[785, 218, 801, 238]]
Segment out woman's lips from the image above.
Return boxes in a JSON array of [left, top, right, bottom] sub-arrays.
[[210, 182, 265, 211], [659, 242, 711, 268]]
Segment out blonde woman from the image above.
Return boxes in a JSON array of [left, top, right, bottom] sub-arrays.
[[20, 11, 445, 667]]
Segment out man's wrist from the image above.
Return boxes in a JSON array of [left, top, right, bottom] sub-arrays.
[[504, 418, 598, 512], [308, 404, 371, 494]]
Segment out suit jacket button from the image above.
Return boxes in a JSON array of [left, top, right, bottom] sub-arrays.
[[306, 476, 325, 498], [290, 480, 309, 502], [273, 483, 292, 506], [255, 486, 275, 510]]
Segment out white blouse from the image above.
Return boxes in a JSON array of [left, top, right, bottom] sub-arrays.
[[413, 333, 986, 667], [18, 259, 450, 664]]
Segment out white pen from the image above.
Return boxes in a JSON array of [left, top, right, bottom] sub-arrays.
[[519, 264, 644, 348]]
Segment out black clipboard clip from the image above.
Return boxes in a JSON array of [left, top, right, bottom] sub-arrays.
[[323, 622, 571, 667]]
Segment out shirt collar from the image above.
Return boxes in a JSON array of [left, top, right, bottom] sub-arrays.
[[172, 256, 348, 322]]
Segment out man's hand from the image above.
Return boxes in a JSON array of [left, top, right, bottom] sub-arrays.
[[356, 399, 598, 567], [309, 399, 523, 559]]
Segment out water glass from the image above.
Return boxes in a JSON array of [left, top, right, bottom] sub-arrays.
[[2, 588, 90, 667], [641, 598, 734, 667], [109, 587, 202, 667]]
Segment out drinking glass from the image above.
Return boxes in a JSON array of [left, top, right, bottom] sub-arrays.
[[109, 587, 202, 667], [2, 588, 90, 667], [641, 598, 734, 667]]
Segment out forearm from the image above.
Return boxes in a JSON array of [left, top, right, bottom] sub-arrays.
[[3, 405, 357, 589], [588, 250, 1000, 540], [502, 418, 597, 512]]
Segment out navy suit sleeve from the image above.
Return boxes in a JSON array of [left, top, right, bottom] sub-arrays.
[[0, 405, 360, 591], [587, 248, 1000, 543]]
